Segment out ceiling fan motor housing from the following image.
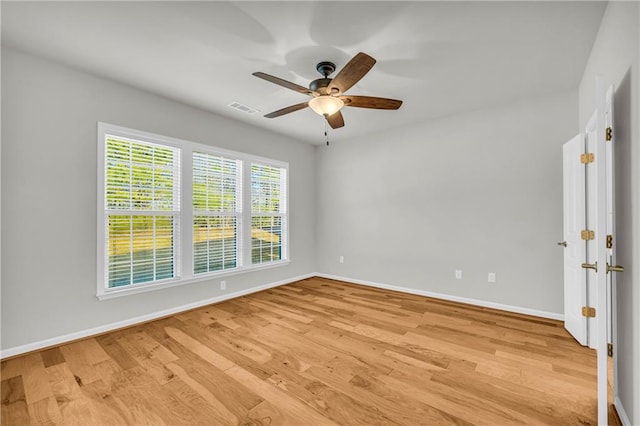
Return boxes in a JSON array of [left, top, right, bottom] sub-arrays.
[[310, 61, 337, 94], [309, 78, 332, 93]]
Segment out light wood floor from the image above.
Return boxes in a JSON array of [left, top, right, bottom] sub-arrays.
[[1, 277, 611, 425]]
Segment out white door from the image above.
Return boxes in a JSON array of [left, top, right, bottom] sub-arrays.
[[586, 78, 623, 425], [604, 85, 619, 408], [585, 113, 598, 349], [562, 134, 587, 346], [569, 81, 621, 424]]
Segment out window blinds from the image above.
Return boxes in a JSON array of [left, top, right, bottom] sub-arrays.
[[192, 152, 242, 274], [251, 163, 287, 264], [105, 136, 180, 288]]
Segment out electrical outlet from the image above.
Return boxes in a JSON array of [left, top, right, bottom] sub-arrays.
[[220, 280, 226, 290], [488, 273, 496, 283], [455, 270, 462, 279], [339, 256, 344, 264]]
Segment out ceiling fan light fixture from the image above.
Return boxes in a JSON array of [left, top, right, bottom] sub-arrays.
[[308, 95, 344, 117]]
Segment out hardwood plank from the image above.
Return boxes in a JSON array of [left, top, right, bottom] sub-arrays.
[[164, 326, 234, 371], [142, 322, 264, 419], [116, 330, 179, 385], [95, 333, 138, 371], [264, 365, 401, 425], [1, 278, 605, 425], [27, 396, 63, 426], [77, 379, 131, 425], [304, 360, 470, 425], [225, 365, 337, 425], [378, 368, 532, 425], [164, 363, 237, 424], [45, 363, 96, 425], [430, 368, 596, 425], [1, 376, 30, 426], [39, 348, 65, 369], [0, 356, 25, 380], [22, 353, 55, 405], [57, 342, 104, 386], [108, 365, 196, 425]]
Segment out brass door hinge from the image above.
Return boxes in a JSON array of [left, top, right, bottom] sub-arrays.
[[606, 234, 613, 249], [580, 153, 594, 164], [607, 343, 613, 357], [581, 230, 595, 240], [606, 127, 613, 141], [582, 306, 596, 318]]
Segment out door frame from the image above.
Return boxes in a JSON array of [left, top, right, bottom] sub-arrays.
[[594, 77, 608, 425], [604, 84, 620, 418]]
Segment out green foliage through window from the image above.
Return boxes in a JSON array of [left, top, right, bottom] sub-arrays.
[[105, 136, 179, 288], [192, 152, 241, 275], [99, 124, 289, 296], [251, 163, 286, 265]]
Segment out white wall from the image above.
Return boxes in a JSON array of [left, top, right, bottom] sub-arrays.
[[316, 91, 577, 317], [578, 2, 640, 424], [0, 48, 317, 354]]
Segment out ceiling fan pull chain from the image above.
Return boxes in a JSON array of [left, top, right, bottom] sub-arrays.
[[325, 120, 330, 146]]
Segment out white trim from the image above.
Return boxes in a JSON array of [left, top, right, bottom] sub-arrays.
[[96, 122, 290, 299], [315, 273, 564, 321], [249, 161, 289, 267], [97, 260, 290, 300], [0, 272, 314, 360], [0, 271, 567, 359], [614, 397, 632, 426]]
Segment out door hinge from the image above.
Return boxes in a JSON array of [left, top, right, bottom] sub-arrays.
[[607, 343, 613, 357], [581, 230, 595, 240], [606, 234, 613, 249], [606, 127, 613, 142], [582, 306, 596, 318], [580, 153, 594, 164]]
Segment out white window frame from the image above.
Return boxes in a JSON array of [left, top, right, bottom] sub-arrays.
[[192, 151, 243, 275], [97, 122, 289, 300], [250, 162, 289, 266]]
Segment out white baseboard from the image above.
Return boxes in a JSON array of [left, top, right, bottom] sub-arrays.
[[0, 273, 315, 360], [0, 271, 565, 359], [614, 396, 632, 426], [315, 273, 564, 321]]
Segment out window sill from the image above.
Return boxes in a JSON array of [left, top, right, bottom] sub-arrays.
[[96, 260, 291, 300]]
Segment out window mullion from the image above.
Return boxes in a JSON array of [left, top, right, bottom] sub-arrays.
[[182, 146, 193, 280], [98, 122, 288, 299], [242, 159, 252, 268]]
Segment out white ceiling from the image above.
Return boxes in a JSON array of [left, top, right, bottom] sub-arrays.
[[2, 1, 606, 145]]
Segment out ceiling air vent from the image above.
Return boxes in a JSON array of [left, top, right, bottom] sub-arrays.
[[228, 102, 260, 115]]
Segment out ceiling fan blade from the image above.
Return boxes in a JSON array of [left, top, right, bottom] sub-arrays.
[[264, 102, 309, 118], [252, 72, 313, 96], [341, 95, 402, 110], [325, 111, 345, 129], [329, 52, 376, 94]]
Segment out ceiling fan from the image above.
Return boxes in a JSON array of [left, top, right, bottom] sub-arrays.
[[252, 52, 402, 129]]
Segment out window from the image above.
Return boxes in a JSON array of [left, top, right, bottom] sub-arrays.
[[97, 123, 288, 299], [103, 136, 180, 288], [251, 163, 287, 264], [192, 152, 242, 274]]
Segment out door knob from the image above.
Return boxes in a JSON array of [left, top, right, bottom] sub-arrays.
[[557, 241, 567, 247], [582, 262, 598, 272], [607, 263, 624, 273]]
